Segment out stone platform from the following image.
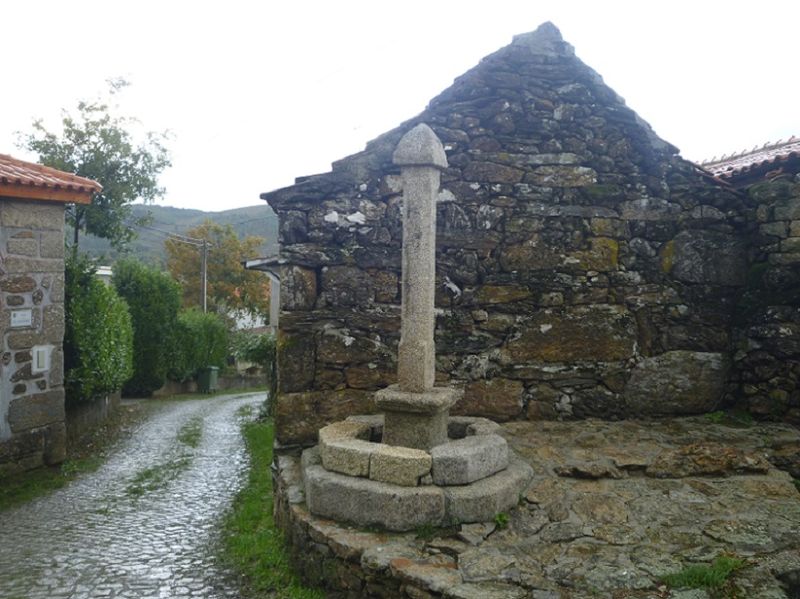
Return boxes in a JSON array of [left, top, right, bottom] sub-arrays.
[[304, 416, 533, 530], [274, 416, 800, 598]]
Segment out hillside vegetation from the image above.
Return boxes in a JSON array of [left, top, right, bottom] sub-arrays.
[[80, 204, 279, 265]]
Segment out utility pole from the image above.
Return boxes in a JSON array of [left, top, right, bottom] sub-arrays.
[[201, 240, 208, 313]]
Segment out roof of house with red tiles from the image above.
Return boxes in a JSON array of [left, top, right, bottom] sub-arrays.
[[0, 153, 101, 204], [700, 136, 800, 180]]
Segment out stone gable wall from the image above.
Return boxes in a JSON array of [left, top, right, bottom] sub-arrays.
[[0, 198, 67, 475], [732, 170, 800, 423], [266, 30, 752, 446]]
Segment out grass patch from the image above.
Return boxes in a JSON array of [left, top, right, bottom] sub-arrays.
[[494, 512, 510, 530], [0, 456, 101, 511], [662, 555, 745, 591], [125, 457, 191, 497], [177, 417, 203, 448], [126, 415, 203, 497], [221, 417, 323, 599], [704, 410, 754, 427]]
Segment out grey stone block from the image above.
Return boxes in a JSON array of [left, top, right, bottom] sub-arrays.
[[321, 439, 374, 477], [447, 416, 480, 438], [383, 408, 450, 451], [7, 238, 37, 256], [39, 231, 65, 259], [442, 456, 533, 524], [369, 444, 431, 486], [431, 434, 509, 485], [7, 390, 65, 433], [1, 201, 64, 231], [4, 256, 63, 274], [43, 305, 65, 344], [304, 463, 445, 531], [346, 414, 384, 440]]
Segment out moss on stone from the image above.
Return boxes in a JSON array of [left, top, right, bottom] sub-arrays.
[[660, 239, 675, 273]]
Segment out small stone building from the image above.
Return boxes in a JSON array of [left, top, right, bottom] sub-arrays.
[[262, 23, 788, 446], [0, 154, 100, 474]]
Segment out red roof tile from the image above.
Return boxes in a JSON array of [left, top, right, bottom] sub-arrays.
[[700, 136, 800, 180], [0, 153, 101, 204]]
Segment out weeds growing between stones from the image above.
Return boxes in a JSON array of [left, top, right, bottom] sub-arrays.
[[220, 416, 323, 599], [661, 554, 745, 594]]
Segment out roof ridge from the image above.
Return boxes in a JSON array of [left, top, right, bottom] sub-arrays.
[[700, 135, 800, 167]]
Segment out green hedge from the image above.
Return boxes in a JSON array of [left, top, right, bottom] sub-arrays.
[[64, 255, 133, 405], [113, 258, 181, 396], [169, 308, 229, 382]]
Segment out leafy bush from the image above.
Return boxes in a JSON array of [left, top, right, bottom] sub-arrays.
[[113, 258, 181, 396], [168, 309, 229, 382], [64, 254, 133, 405]]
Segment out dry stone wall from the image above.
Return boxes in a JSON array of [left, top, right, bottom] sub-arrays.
[[0, 198, 67, 474], [732, 169, 800, 423], [264, 24, 751, 446]]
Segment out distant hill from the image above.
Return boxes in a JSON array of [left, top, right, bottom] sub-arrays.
[[80, 204, 279, 266]]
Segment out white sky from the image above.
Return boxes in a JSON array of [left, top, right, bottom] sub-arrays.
[[2, 1, 797, 213]]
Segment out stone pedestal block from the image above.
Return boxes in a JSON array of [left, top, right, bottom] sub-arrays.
[[431, 434, 509, 485], [369, 444, 432, 486], [376, 385, 460, 450]]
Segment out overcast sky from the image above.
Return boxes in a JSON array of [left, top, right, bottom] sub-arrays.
[[3, 1, 797, 213]]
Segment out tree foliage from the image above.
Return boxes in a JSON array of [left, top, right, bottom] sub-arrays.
[[64, 254, 133, 405], [232, 332, 277, 399], [165, 220, 270, 318], [168, 309, 229, 383], [19, 78, 171, 249], [113, 258, 181, 396]]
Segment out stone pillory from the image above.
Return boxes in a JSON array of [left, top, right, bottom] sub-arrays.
[[298, 126, 533, 532], [376, 124, 459, 451]]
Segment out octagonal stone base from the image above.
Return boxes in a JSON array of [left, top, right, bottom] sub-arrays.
[[302, 416, 534, 531]]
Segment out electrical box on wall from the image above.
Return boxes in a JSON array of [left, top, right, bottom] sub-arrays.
[[31, 346, 50, 373], [10, 309, 32, 328]]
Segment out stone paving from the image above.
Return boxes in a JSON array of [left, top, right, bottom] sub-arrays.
[[276, 416, 800, 597], [0, 391, 264, 599]]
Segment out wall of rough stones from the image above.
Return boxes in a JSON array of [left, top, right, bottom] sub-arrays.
[[264, 24, 753, 446], [731, 170, 800, 423], [0, 198, 67, 475]]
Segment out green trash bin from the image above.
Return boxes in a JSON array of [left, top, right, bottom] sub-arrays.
[[198, 366, 219, 393]]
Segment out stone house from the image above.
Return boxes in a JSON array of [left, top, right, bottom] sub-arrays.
[[261, 23, 794, 447], [0, 154, 100, 474]]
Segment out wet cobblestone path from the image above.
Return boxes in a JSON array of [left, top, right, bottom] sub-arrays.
[[0, 392, 265, 599]]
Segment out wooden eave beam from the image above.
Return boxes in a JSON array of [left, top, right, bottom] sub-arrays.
[[0, 184, 94, 204]]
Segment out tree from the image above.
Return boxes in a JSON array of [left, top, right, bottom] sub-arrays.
[[113, 258, 181, 396], [19, 78, 171, 250], [64, 254, 134, 404], [165, 220, 270, 318]]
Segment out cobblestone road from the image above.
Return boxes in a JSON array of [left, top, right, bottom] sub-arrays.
[[0, 392, 265, 599]]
